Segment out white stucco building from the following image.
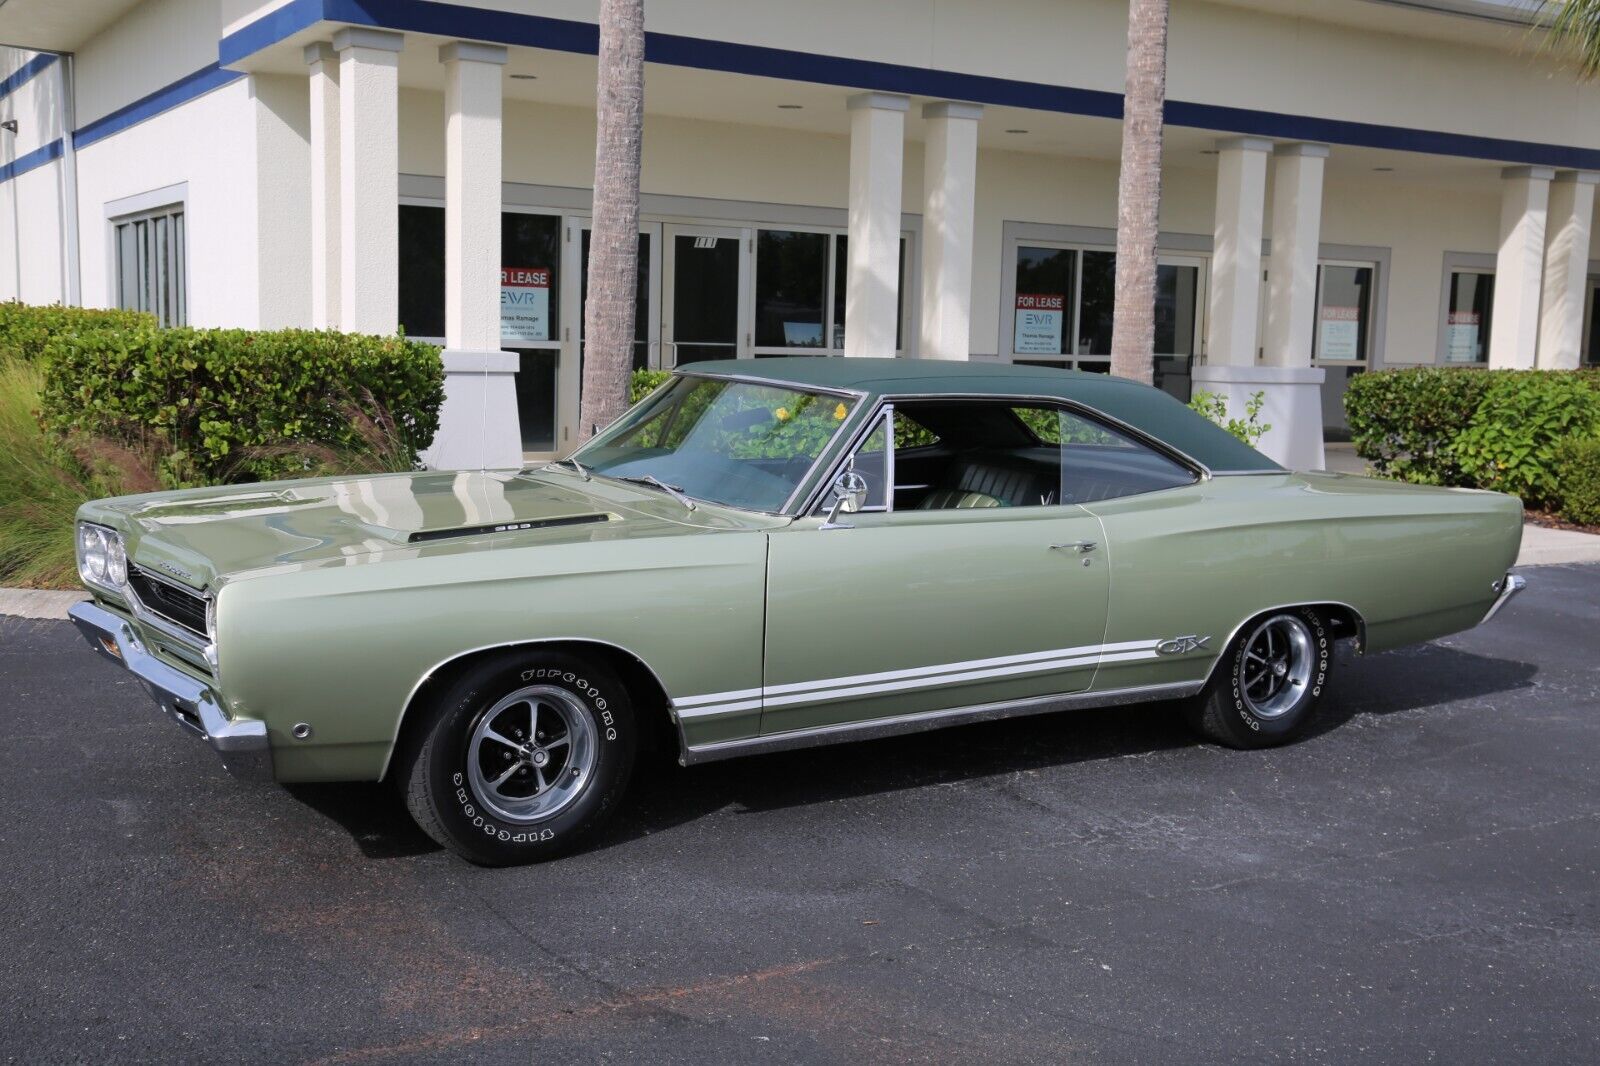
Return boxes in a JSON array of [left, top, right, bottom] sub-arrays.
[[1, 0, 1598, 469]]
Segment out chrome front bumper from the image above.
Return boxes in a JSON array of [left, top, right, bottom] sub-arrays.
[[69, 600, 273, 782], [1480, 572, 1527, 626]]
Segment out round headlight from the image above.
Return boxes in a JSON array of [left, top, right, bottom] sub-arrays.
[[105, 533, 128, 588], [78, 524, 108, 584]]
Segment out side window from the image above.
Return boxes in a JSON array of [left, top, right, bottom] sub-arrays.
[[1015, 407, 1194, 503]]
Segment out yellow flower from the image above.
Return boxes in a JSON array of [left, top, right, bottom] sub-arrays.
[[775, 407, 791, 421], [834, 403, 848, 421]]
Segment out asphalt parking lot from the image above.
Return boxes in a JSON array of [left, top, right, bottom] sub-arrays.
[[3, 565, 1598, 1064]]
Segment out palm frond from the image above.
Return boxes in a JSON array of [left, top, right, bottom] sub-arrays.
[[1534, 0, 1600, 80]]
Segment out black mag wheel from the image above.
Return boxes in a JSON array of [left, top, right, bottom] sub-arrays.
[[399, 650, 637, 865], [1187, 606, 1332, 749]]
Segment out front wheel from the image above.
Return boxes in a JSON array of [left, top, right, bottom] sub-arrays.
[[399, 651, 637, 865], [1187, 607, 1332, 749]]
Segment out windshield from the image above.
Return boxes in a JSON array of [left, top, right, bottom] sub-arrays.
[[573, 375, 859, 512]]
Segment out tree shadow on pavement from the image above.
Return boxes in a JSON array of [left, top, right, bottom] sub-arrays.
[[591, 641, 1538, 853], [280, 642, 1535, 861]]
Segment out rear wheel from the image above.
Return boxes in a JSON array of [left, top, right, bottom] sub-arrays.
[[1188, 607, 1332, 749], [399, 650, 637, 865]]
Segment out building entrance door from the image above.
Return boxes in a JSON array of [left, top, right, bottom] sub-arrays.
[[663, 224, 751, 366]]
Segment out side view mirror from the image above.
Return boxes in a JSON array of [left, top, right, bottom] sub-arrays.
[[823, 467, 870, 528]]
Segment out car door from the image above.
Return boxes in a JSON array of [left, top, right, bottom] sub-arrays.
[[759, 400, 1112, 737]]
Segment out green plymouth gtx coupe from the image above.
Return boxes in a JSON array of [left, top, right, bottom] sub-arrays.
[[71, 358, 1525, 864]]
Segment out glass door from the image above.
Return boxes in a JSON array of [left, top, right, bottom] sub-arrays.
[[1313, 260, 1377, 437], [501, 209, 565, 456], [1154, 254, 1206, 403], [663, 224, 751, 366]]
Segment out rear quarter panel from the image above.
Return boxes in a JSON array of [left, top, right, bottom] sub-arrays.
[[215, 527, 769, 782], [1086, 472, 1522, 691]]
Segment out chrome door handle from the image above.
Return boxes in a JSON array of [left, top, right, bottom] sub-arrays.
[[1049, 540, 1098, 553]]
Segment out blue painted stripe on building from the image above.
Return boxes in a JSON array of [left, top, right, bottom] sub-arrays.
[[0, 138, 64, 184], [0, 53, 58, 101], [74, 63, 244, 150], [216, 0, 1600, 170]]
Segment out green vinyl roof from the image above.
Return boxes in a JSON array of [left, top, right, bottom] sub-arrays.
[[677, 358, 1282, 474]]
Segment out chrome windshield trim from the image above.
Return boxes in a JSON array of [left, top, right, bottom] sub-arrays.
[[679, 680, 1205, 765], [570, 370, 870, 518]]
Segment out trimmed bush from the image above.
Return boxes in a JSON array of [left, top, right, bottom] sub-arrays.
[[39, 327, 444, 486], [1453, 373, 1600, 506], [0, 301, 155, 362], [1556, 436, 1600, 526], [1344, 367, 1492, 485], [630, 367, 671, 404]]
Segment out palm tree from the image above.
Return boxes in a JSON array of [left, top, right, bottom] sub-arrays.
[[578, 0, 646, 442], [1109, 0, 1169, 386], [1536, 1, 1600, 79]]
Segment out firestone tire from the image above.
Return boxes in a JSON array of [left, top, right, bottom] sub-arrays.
[[399, 650, 636, 866], [1187, 607, 1333, 750]]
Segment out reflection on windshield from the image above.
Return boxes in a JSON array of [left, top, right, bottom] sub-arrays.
[[574, 377, 857, 512]]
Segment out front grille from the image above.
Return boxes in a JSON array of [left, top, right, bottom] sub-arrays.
[[128, 567, 209, 640]]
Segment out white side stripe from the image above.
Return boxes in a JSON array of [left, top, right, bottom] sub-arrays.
[[672, 640, 1165, 719]]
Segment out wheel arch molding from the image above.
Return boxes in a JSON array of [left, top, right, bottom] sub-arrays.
[[382, 638, 679, 781]]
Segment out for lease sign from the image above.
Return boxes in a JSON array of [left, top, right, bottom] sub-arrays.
[[1014, 293, 1064, 355], [501, 267, 551, 344]]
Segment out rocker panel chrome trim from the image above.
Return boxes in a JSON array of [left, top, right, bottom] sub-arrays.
[[679, 680, 1203, 765]]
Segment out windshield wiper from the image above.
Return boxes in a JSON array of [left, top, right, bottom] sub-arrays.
[[544, 457, 590, 481], [612, 473, 696, 511]]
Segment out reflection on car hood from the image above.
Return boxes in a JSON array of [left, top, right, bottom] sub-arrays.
[[86, 468, 778, 588]]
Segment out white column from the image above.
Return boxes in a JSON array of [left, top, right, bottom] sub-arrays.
[[333, 27, 402, 335], [845, 92, 908, 357], [1262, 143, 1328, 369], [1194, 136, 1326, 470], [304, 42, 341, 330], [1537, 170, 1598, 370], [1205, 136, 1271, 367], [918, 101, 981, 362], [425, 40, 522, 471], [1490, 165, 1554, 370]]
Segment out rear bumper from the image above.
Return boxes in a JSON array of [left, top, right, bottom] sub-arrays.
[[69, 600, 274, 782], [1480, 572, 1526, 626]]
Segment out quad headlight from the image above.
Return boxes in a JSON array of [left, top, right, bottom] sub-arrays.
[[77, 523, 128, 591]]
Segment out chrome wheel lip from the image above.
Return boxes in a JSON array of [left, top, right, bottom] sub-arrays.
[[1239, 614, 1313, 720], [466, 684, 597, 824]]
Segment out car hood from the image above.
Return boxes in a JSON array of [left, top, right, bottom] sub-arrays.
[[82, 469, 780, 589]]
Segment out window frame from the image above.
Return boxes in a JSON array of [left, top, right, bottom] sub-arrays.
[[803, 392, 1206, 519], [752, 223, 914, 358], [1310, 259, 1378, 368], [1435, 252, 1498, 366], [108, 199, 187, 327]]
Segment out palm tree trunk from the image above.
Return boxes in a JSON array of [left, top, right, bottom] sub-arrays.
[[1110, 0, 1169, 385], [579, 0, 646, 441]]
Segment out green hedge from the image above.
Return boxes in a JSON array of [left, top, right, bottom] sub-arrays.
[[630, 367, 671, 404], [0, 302, 156, 363], [1556, 437, 1600, 526], [40, 327, 445, 486], [1345, 366, 1600, 517]]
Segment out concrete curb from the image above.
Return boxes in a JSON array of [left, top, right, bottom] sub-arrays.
[[2, 523, 1596, 619], [0, 588, 87, 620]]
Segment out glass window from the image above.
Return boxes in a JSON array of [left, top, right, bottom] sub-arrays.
[[113, 205, 186, 327], [1444, 271, 1494, 364], [1013, 246, 1074, 358], [672, 233, 742, 363], [755, 230, 828, 349], [1585, 279, 1600, 367], [576, 376, 857, 512], [1077, 250, 1115, 356], [501, 212, 561, 344], [1314, 264, 1373, 362], [398, 204, 445, 338], [1154, 263, 1198, 357]]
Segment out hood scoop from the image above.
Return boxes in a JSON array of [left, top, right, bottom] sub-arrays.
[[407, 512, 612, 544]]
